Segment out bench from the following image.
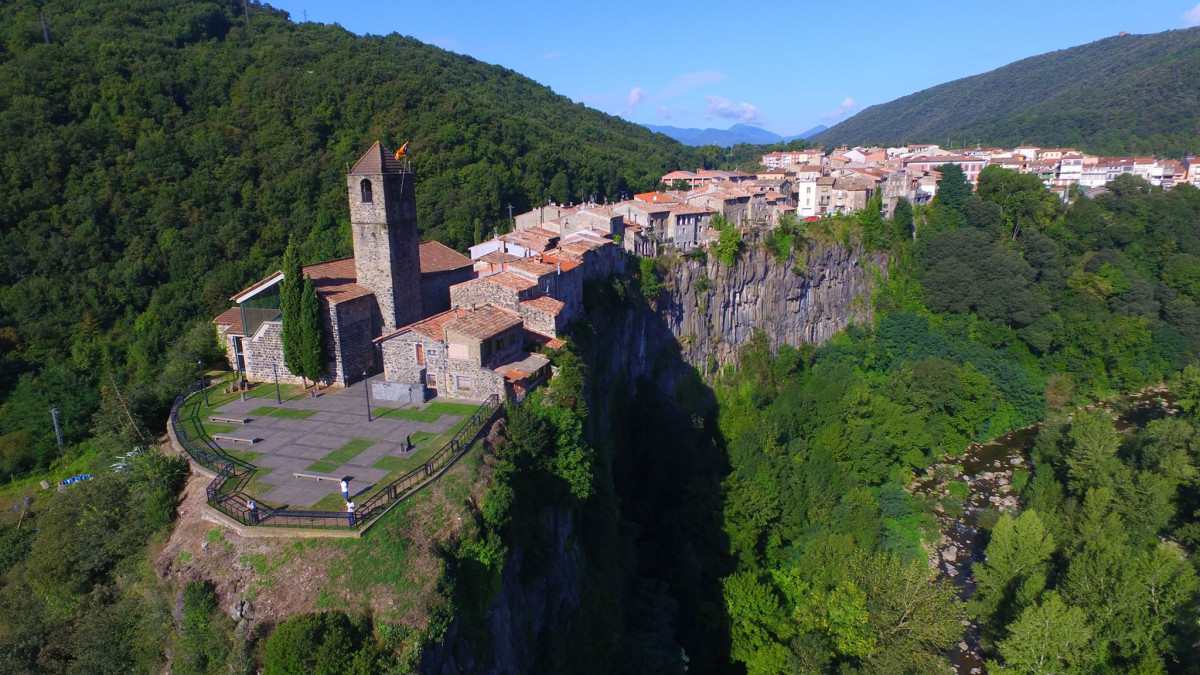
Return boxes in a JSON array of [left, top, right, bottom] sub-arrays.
[[210, 416, 250, 425], [292, 471, 344, 483], [213, 433, 260, 445]]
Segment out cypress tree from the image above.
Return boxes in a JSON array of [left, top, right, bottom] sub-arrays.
[[299, 274, 326, 384], [279, 239, 304, 377]]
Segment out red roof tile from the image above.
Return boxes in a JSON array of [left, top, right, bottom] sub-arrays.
[[213, 307, 244, 334], [349, 140, 408, 175], [419, 241, 472, 274], [445, 305, 522, 340], [521, 296, 565, 316], [303, 258, 373, 305]]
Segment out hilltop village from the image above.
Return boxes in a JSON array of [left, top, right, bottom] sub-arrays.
[[213, 142, 621, 404], [213, 139, 1197, 407]]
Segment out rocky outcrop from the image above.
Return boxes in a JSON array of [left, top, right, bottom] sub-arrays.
[[658, 242, 885, 369], [422, 241, 884, 673]]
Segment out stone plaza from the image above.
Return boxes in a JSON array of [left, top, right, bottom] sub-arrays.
[[204, 376, 483, 508]]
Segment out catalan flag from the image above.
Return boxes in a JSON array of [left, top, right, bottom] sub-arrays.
[[394, 141, 409, 159]]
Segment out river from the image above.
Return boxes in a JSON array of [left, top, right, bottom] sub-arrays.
[[910, 386, 1178, 674]]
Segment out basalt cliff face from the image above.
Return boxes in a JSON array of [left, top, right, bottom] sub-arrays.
[[655, 243, 885, 370], [422, 242, 886, 674]]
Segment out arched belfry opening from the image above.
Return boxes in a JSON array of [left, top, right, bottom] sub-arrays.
[[360, 179, 373, 203]]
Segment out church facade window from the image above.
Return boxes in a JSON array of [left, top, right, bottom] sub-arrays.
[[360, 179, 373, 203]]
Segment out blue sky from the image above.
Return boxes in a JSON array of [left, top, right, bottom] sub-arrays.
[[267, 0, 1200, 136]]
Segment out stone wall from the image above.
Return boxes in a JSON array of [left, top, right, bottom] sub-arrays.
[[518, 305, 560, 337], [240, 321, 305, 386], [450, 280, 520, 313], [332, 297, 375, 383], [421, 267, 475, 315]]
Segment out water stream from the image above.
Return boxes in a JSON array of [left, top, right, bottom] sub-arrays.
[[910, 386, 1177, 674]]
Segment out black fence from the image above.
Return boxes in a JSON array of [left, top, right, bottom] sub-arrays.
[[170, 381, 502, 530]]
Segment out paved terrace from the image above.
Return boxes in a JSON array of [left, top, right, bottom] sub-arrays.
[[202, 376, 483, 508]]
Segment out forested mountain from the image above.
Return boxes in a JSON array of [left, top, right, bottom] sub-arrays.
[[0, 0, 699, 473], [813, 27, 1200, 157]]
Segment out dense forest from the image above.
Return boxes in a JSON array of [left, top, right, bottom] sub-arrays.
[[597, 167, 1200, 673], [814, 27, 1200, 157], [0, 0, 699, 482]]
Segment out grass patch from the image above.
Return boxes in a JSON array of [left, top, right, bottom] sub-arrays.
[[221, 448, 264, 463], [202, 422, 237, 436], [376, 406, 441, 423], [321, 437, 377, 465], [247, 405, 316, 419], [425, 401, 481, 415], [305, 438, 377, 473], [244, 401, 314, 417], [269, 408, 317, 419], [311, 492, 349, 511]]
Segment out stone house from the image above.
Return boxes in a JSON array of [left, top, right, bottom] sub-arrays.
[[666, 203, 712, 251], [375, 304, 551, 402]]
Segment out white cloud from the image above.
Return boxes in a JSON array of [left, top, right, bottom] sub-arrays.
[[1185, 3, 1200, 27], [704, 95, 761, 124], [657, 106, 672, 120], [627, 87, 648, 108], [821, 97, 861, 122]]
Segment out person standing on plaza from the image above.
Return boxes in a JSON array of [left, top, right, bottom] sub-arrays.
[[345, 499, 356, 526], [340, 478, 350, 500], [247, 499, 258, 524]]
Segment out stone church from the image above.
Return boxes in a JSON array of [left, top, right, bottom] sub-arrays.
[[213, 142, 473, 387]]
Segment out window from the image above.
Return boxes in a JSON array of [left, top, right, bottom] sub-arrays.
[[426, 348, 439, 358], [456, 375, 471, 390], [360, 179, 373, 203], [426, 373, 437, 388]]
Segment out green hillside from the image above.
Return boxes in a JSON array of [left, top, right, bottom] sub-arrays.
[[814, 28, 1200, 156], [0, 0, 697, 473]]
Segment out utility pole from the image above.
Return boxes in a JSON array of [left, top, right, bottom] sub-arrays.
[[49, 408, 63, 455]]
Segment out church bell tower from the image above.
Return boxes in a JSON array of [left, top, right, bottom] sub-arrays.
[[347, 141, 423, 335]]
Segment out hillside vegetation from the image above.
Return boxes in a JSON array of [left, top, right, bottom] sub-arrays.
[[814, 28, 1200, 157], [0, 0, 698, 480]]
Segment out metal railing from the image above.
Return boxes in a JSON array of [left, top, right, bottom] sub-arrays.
[[170, 381, 502, 530]]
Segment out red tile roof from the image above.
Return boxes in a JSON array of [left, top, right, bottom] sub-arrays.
[[507, 257, 557, 278], [521, 296, 565, 316], [478, 250, 520, 264], [444, 305, 522, 340], [303, 258, 373, 305], [349, 140, 408, 175], [479, 272, 537, 291], [419, 241, 472, 274], [213, 306, 244, 334]]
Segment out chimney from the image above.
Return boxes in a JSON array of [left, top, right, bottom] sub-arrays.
[[454, 305, 460, 319], [556, 262, 562, 275]]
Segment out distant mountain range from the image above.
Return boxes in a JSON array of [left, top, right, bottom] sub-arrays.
[[813, 27, 1200, 157], [644, 123, 827, 147]]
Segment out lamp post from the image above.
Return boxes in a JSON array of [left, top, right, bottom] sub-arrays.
[[197, 360, 209, 406], [272, 359, 281, 404], [363, 370, 372, 422]]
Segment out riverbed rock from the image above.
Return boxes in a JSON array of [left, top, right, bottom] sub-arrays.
[[943, 546, 958, 562]]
